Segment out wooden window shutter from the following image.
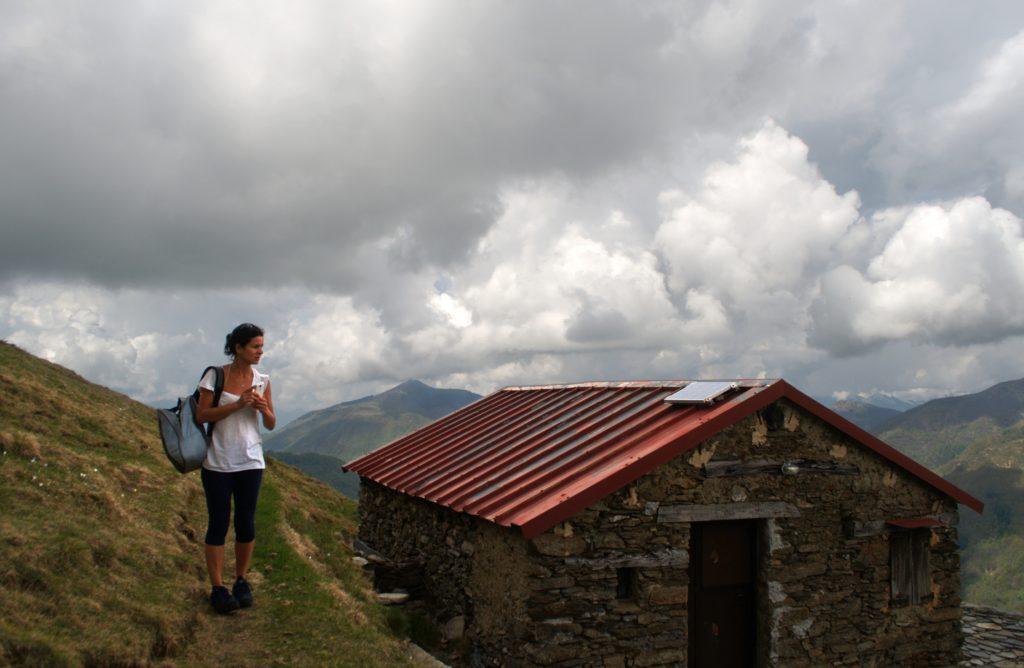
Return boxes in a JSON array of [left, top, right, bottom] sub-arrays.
[[890, 528, 930, 606]]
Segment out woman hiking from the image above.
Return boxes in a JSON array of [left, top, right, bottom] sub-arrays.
[[195, 323, 276, 614]]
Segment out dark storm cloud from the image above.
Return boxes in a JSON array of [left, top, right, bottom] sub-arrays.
[[566, 307, 632, 345], [0, 1, 692, 290], [6, 1, 1020, 292]]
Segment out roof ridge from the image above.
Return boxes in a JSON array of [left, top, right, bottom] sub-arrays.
[[501, 379, 778, 391]]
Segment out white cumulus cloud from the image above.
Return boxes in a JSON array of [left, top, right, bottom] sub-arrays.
[[5, 118, 1024, 416], [811, 198, 1024, 354]]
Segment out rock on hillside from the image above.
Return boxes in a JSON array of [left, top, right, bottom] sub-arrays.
[[0, 340, 433, 666], [264, 380, 481, 461]]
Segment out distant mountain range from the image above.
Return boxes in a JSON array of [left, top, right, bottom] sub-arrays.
[[876, 379, 1024, 470], [265, 379, 480, 459], [857, 392, 921, 412], [831, 399, 903, 432], [264, 379, 481, 499]]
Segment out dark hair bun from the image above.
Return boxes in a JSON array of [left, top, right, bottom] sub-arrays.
[[224, 323, 265, 357]]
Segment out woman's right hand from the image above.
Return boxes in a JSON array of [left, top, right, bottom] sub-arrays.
[[236, 387, 259, 408]]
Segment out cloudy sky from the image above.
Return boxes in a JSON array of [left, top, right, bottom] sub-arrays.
[[2, 1, 1024, 425]]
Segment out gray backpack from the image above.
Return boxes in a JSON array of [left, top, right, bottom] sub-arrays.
[[156, 366, 224, 473]]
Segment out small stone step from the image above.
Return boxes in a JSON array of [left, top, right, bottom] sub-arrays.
[[406, 641, 450, 667], [377, 591, 410, 605], [353, 538, 390, 564]]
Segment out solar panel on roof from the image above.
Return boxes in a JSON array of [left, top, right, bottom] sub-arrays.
[[664, 381, 738, 405]]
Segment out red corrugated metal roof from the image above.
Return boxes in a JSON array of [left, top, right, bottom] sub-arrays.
[[344, 379, 983, 538]]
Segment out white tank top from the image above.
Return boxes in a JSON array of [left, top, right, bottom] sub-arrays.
[[198, 366, 268, 472]]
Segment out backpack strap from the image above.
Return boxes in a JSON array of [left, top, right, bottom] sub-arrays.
[[198, 366, 226, 437], [211, 366, 225, 409]]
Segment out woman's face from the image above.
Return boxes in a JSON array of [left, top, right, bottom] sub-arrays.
[[235, 336, 264, 365]]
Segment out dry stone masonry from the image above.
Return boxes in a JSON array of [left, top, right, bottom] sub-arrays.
[[358, 398, 965, 666]]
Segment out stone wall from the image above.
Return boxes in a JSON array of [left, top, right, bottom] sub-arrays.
[[519, 399, 962, 667], [359, 398, 966, 667], [357, 479, 533, 662]]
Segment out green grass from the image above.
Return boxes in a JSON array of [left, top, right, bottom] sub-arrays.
[[0, 340, 429, 666], [232, 470, 417, 666]]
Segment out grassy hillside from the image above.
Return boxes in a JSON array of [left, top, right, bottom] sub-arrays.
[[272, 451, 359, 498], [265, 380, 480, 462], [0, 341, 432, 666]]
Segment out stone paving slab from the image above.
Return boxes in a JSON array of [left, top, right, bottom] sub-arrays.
[[963, 604, 1024, 667]]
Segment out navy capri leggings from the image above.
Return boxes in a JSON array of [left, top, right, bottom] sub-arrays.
[[200, 468, 263, 546]]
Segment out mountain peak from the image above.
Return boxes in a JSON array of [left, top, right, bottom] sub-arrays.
[[389, 379, 429, 392], [265, 379, 482, 457]]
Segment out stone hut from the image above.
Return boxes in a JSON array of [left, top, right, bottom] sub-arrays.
[[344, 379, 983, 667]]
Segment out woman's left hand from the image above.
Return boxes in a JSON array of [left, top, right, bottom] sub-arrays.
[[253, 380, 276, 430], [252, 395, 271, 415]]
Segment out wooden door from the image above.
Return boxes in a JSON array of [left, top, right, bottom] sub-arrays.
[[688, 520, 757, 667]]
